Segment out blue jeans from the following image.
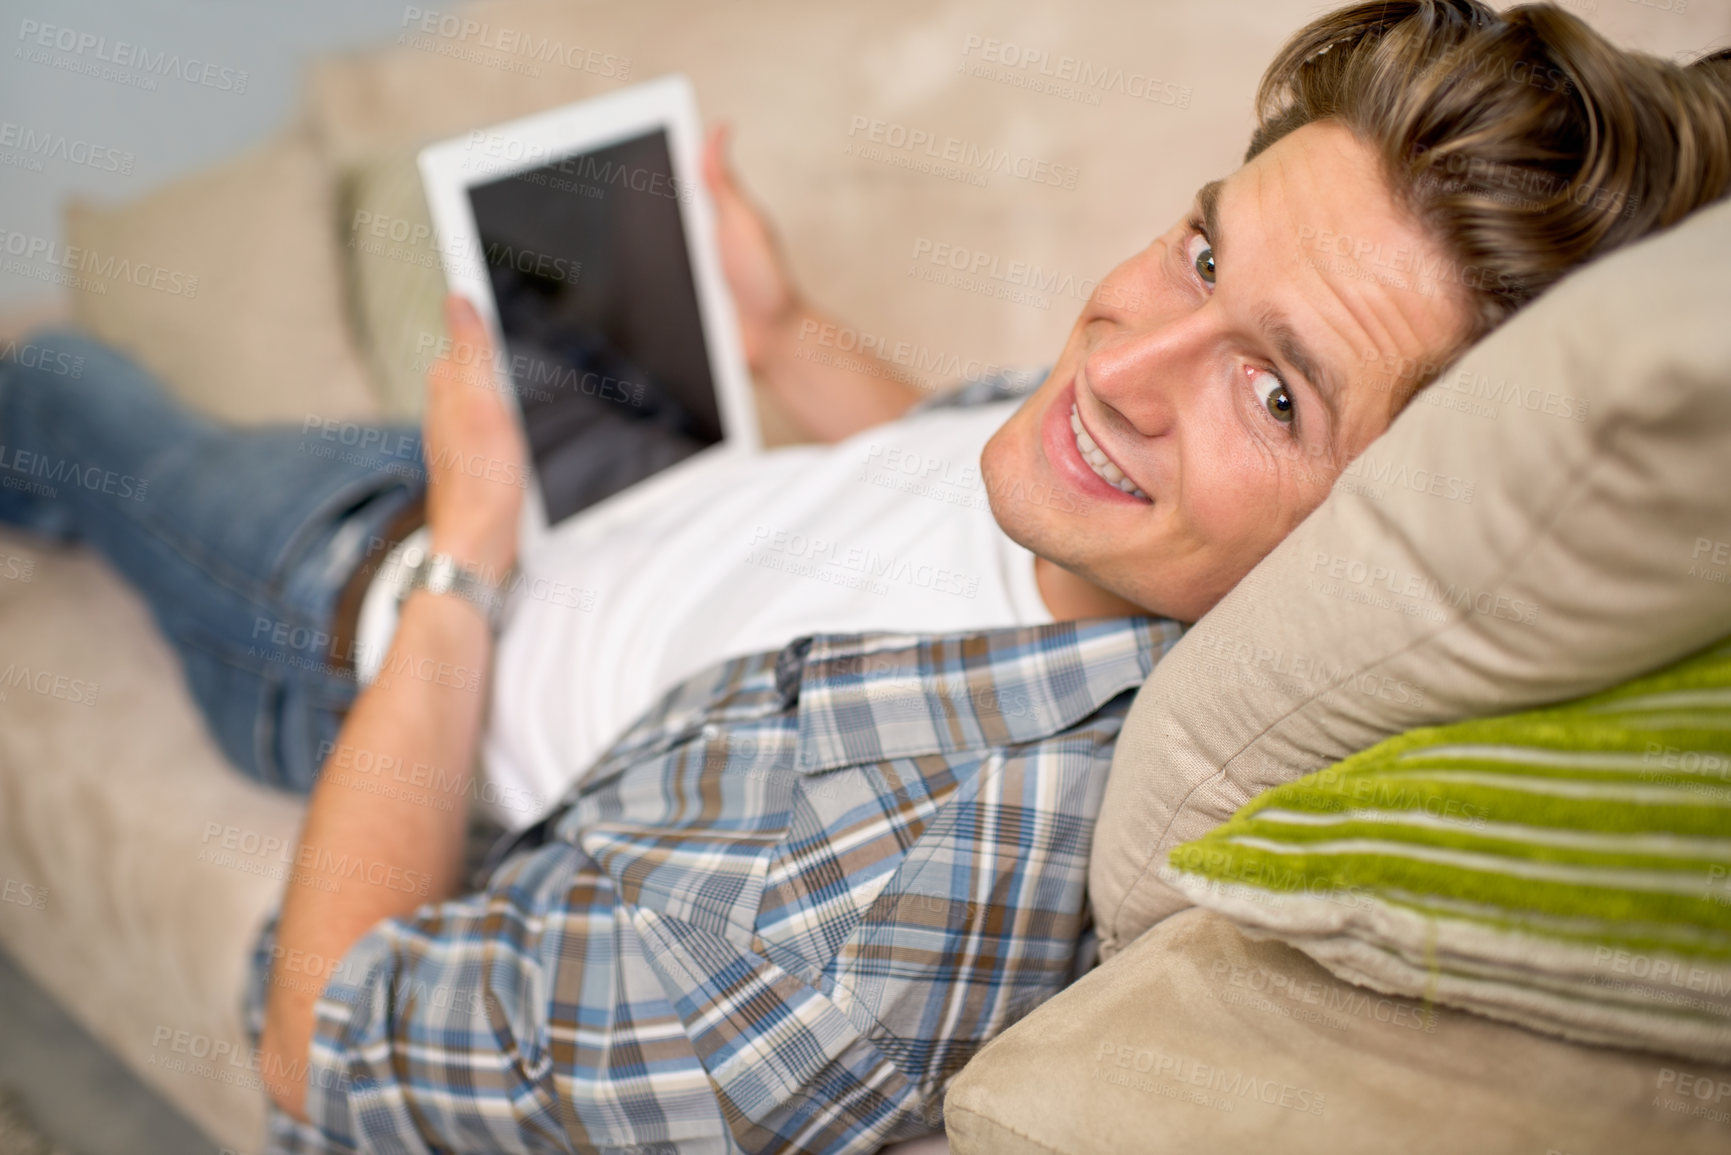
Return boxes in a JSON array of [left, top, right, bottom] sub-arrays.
[[0, 330, 427, 793]]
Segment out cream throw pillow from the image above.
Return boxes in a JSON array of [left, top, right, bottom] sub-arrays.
[[63, 122, 379, 425], [1091, 193, 1731, 957], [340, 150, 448, 420]]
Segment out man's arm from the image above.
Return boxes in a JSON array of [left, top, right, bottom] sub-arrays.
[[258, 296, 524, 1122], [750, 299, 927, 442], [703, 124, 924, 442]]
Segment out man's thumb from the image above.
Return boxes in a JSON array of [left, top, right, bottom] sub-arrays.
[[445, 294, 482, 334], [708, 124, 744, 198]]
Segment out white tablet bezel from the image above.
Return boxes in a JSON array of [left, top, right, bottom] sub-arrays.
[[417, 73, 758, 563]]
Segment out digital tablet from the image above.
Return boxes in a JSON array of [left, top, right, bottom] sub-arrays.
[[417, 73, 758, 562]]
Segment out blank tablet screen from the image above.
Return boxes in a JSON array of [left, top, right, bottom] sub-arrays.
[[466, 128, 722, 526]]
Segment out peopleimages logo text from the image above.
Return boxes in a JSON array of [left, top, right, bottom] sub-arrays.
[[847, 116, 1079, 189], [0, 120, 133, 174], [16, 20, 249, 92], [0, 229, 198, 297], [400, 7, 631, 78]]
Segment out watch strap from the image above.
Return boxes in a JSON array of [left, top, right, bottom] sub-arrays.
[[398, 546, 511, 632]]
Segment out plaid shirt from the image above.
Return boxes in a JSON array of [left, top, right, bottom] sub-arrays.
[[245, 370, 1185, 1154]]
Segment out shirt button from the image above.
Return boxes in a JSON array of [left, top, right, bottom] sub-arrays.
[[701, 724, 721, 741]]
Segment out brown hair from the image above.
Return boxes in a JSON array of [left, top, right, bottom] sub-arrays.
[[1249, 0, 1731, 364]]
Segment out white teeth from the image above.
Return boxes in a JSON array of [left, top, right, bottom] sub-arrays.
[[1070, 402, 1149, 500]]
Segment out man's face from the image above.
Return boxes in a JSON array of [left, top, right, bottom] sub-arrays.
[[982, 119, 1474, 622]]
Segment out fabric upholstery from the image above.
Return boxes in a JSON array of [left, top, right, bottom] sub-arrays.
[[62, 124, 380, 426], [1166, 634, 1731, 1062], [946, 908, 1731, 1155], [338, 150, 448, 421], [0, 534, 303, 1148]]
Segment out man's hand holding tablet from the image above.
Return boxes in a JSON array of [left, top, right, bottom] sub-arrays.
[[422, 294, 527, 583], [699, 119, 929, 443]]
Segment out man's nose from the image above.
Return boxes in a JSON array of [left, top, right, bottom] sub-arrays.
[[1082, 314, 1212, 437]]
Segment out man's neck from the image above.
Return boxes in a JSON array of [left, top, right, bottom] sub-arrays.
[[1034, 556, 1150, 622]]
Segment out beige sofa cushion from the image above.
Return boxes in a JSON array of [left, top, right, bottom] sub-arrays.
[[1089, 191, 1731, 956], [63, 123, 379, 426], [0, 530, 302, 1152], [946, 908, 1731, 1155]]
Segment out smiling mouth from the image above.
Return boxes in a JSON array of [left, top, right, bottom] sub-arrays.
[[1069, 402, 1149, 500]]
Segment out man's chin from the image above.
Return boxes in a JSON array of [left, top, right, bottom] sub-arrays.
[[981, 414, 1173, 617], [979, 455, 1045, 556]]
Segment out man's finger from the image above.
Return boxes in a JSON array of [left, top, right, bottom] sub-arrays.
[[445, 294, 486, 341], [435, 295, 496, 390], [702, 123, 725, 189], [704, 123, 744, 206]]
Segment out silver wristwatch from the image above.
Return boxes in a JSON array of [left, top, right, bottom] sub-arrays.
[[396, 544, 511, 633]]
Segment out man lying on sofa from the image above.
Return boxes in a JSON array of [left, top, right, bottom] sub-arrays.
[[3, 2, 1728, 1151]]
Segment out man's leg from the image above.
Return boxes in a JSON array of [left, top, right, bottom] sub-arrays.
[[0, 329, 427, 792]]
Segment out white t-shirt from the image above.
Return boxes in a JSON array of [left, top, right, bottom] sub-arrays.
[[479, 397, 1051, 828]]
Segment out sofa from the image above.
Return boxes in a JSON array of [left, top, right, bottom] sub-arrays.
[[3, 2, 1730, 1153]]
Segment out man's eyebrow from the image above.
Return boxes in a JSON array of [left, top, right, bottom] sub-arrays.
[[1197, 179, 1225, 264], [1259, 306, 1340, 424]]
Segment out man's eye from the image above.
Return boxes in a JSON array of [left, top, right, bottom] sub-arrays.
[[1257, 369, 1294, 425], [1188, 231, 1216, 286]]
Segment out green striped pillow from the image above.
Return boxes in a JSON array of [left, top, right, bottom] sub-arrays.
[[1162, 636, 1731, 1062]]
